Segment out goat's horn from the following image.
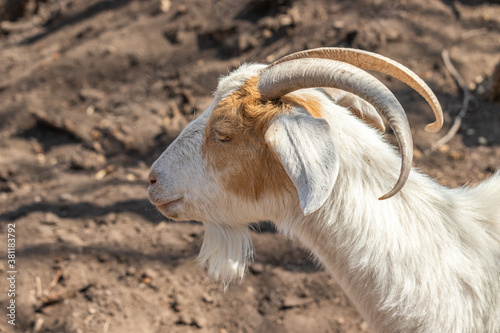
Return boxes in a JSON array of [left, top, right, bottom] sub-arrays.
[[258, 58, 411, 200], [270, 47, 443, 133]]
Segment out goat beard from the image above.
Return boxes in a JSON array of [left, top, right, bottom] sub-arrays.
[[197, 223, 254, 288]]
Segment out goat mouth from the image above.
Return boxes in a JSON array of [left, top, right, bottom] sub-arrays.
[[155, 197, 184, 217]]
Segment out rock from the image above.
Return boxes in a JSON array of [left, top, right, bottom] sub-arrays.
[[103, 212, 117, 224], [238, 32, 259, 53], [59, 193, 76, 202], [249, 262, 264, 274], [258, 298, 273, 315], [142, 268, 159, 280], [438, 144, 450, 153], [385, 28, 401, 42], [258, 17, 280, 31], [282, 295, 314, 309], [163, 28, 181, 44], [42, 212, 61, 225], [261, 28, 273, 39], [96, 253, 111, 263], [413, 148, 423, 160], [68, 148, 106, 171], [126, 266, 137, 276], [477, 136, 488, 145], [201, 293, 213, 304], [107, 229, 125, 243], [160, 0, 171, 13], [277, 14, 293, 27], [177, 4, 187, 14], [171, 294, 185, 312], [79, 88, 105, 101], [191, 315, 207, 328], [466, 128, 476, 136], [58, 232, 84, 246], [449, 150, 464, 161]]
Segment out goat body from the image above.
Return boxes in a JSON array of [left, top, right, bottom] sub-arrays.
[[148, 57, 500, 332]]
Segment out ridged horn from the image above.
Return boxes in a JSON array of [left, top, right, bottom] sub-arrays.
[[257, 58, 412, 200], [270, 47, 443, 133]]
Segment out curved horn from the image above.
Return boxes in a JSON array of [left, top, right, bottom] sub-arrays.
[[270, 47, 443, 133], [258, 58, 411, 200]]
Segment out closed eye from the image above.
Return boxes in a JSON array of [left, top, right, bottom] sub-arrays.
[[214, 130, 231, 143]]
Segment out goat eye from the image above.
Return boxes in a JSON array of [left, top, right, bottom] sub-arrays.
[[214, 131, 231, 142]]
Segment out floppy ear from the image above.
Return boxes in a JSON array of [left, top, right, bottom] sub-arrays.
[[265, 112, 339, 215]]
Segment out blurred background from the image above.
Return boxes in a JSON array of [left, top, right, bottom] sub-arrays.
[[0, 0, 499, 332]]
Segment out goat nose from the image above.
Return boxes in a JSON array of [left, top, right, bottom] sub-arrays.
[[148, 169, 158, 186]]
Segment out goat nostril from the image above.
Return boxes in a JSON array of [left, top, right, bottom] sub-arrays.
[[148, 170, 158, 186]]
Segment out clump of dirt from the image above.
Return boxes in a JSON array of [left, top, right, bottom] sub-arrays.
[[0, 0, 499, 332]]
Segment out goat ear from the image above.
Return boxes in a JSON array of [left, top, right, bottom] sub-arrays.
[[265, 112, 339, 215]]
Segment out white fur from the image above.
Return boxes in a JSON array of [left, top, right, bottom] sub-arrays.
[[149, 64, 500, 333], [265, 110, 339, 214]]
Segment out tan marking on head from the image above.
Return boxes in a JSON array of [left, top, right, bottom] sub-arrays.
[[202, 76, 295, 201], [281, 94, 324, 118]]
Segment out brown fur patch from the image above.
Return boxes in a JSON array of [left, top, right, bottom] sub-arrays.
[[282, 94, 324, 118], [202, 76, 302, 201]]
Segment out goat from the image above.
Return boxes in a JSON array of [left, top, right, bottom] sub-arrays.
[[147, 48, 500, 333]]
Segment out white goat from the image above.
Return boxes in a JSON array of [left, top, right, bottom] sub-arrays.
[[148, 48, 500, 333]]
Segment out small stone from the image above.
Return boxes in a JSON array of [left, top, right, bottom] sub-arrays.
[[42, 212, 61, 225], [160, 0, 171, 13], [58, 232, 84, 246], [177, 4, 187, 14], [126, 266, 137, 276], [261, 29, 273, 39], [360, 321, 370, 331], [477, 136, 488, 145], [332, 21, 345, 29], [84, 220, 96, 228], [474, 75, 484, 84], [449, 150, 464, 160], [335, 317, 345, 325], [171, 296, 183, 312], [95, 168, 108, 180], [250, 262, 264, 274], [385, 28, 401, 42], [191, 316, 207, 328], [438, 144, 450, 153], [282, 296, 313, 309], [96, 253, 111, 263], [238, 32, 259, 53], [86, 105, 95, 115], [278, 14, 293, 27], [103, 213, 117, 224], [466, 128, 476, 136], [477, 84, 487, 96], [59, 193, 75, 202], [413, 148, 422, 160], [202, 293, 213, 304], [258, 17, 280, 31], [142, 268, 159, 280]]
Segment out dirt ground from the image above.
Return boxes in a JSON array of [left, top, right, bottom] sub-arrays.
[[0, 0, 499, 332]]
